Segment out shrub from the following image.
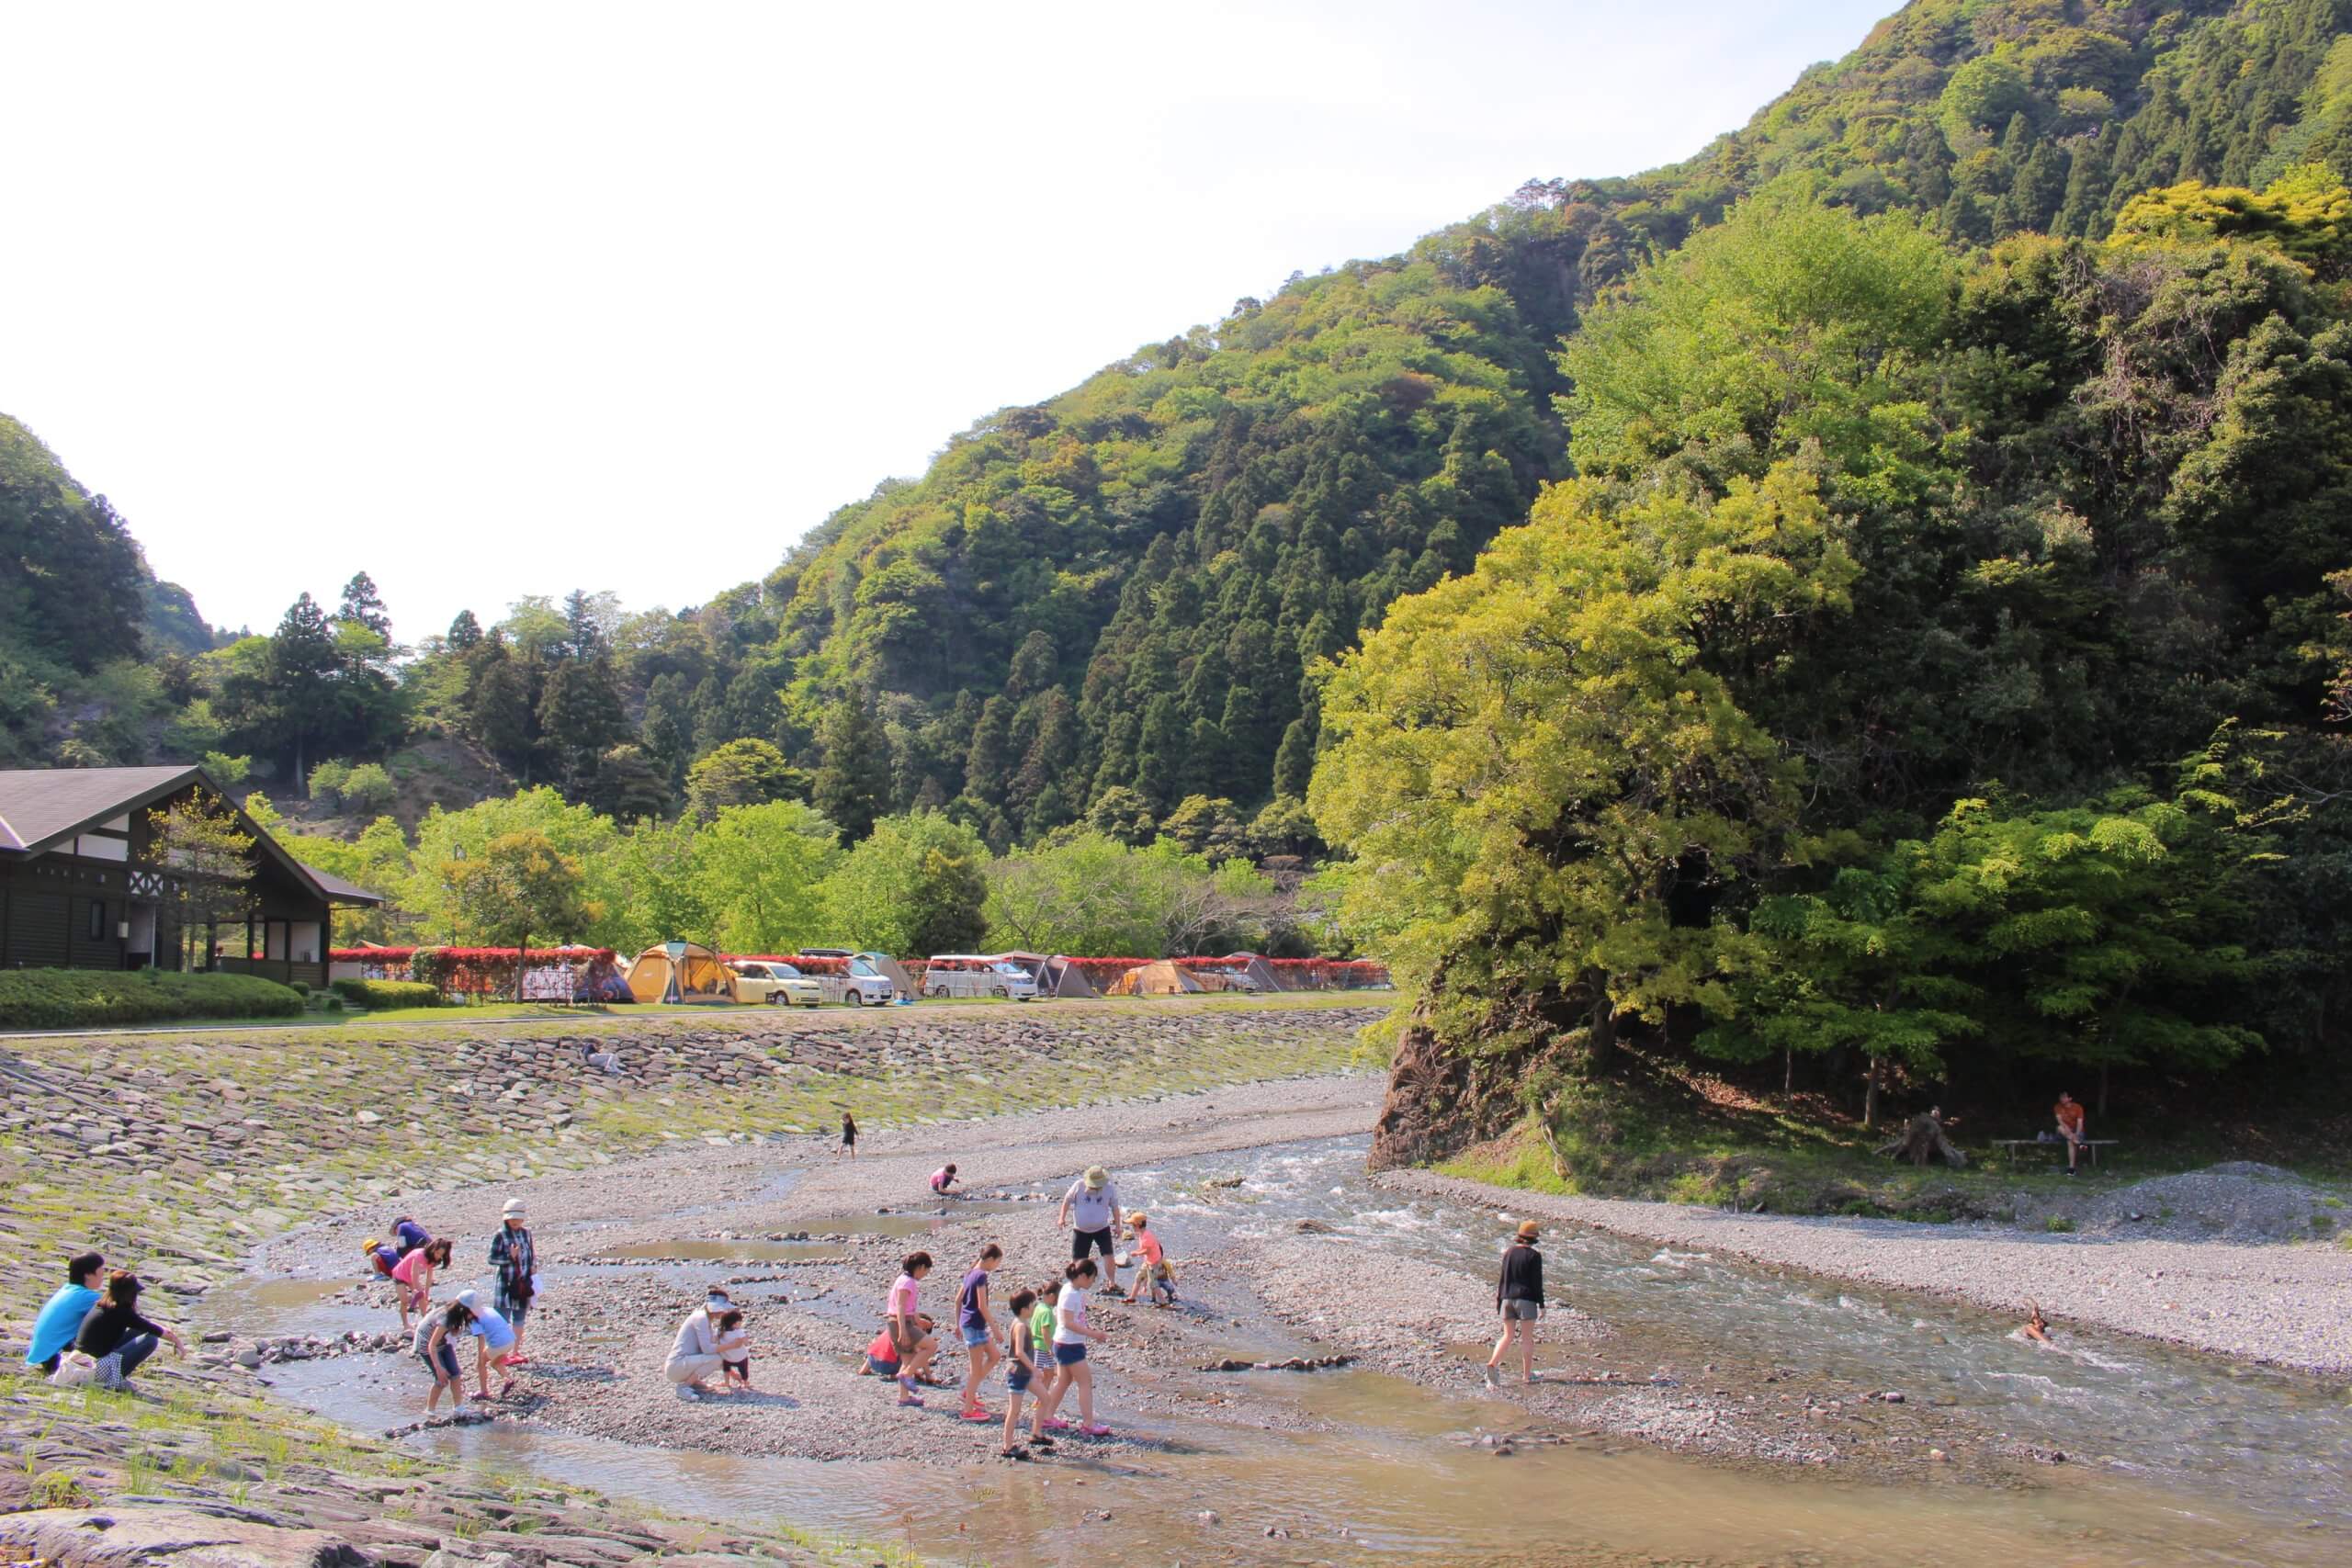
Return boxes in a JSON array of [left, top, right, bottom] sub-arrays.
[[330, 978, 438, 1010], [0, 969, 303, 1031], [322, 994, 345, 1013], [308, 759, 352, 806], [288, 980, 311, 997], [340, 762, 396, 815]]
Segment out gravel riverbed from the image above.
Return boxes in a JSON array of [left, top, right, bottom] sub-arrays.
[[251, 1072, 2028, 1486], [1381, 1168, 2352, 1374]]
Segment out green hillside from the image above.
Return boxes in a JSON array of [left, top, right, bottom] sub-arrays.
[[702, 0, 2352, 847], [0, 413, 220, 766]]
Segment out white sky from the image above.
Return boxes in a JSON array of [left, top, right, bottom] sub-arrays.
[[1, 1, 1893, 642]]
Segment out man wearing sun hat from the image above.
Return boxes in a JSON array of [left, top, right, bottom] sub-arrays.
[[488, 1197, 537, 1365], [1484, 1218, 1545, 1388], [1056, 1165, 1124, 1296]]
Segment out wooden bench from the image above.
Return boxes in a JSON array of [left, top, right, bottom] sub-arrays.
[[1991, 1137, 2120, 1168]]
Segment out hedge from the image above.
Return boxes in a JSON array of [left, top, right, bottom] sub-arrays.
[[330, 978, 439, 1010], [0, 969, 305, 1031]]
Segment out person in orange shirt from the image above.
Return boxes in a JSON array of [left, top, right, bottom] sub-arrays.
[[2053, 1091, 2086, 1175]]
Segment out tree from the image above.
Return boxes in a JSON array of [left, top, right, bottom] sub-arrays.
[[586, 744, 670, 824], [692, 800, 843, 954], [264, 593, 343, 785], [336, 571, 391, 638], [141, 789, 257, 964], [811, 691, 893, 841], [340, 761, 395, 815], [1313, 463, 1856, 1054], [685, 738, 810, 822], [1701, 865, 1977, 1127], [817, 811, 989, 956], [1085, 784, 1157, 846], [447, 609, 483, 650], [537, 657, 627, 791], [448, 830, 588, 970]]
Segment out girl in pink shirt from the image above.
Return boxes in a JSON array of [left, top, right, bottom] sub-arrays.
[[390, 1239, 451, 1328]]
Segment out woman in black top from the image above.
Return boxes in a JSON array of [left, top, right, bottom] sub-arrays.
[[840, 1111, 858, 1159], [76, 1271, 186, 1386], [1484, 1220, 1544, 1388]]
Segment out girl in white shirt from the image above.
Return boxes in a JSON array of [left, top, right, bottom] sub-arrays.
[[1030, 1258, 1110, 1439]]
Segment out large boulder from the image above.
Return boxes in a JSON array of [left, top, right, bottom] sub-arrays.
[[0, 1505, 370, 1568]]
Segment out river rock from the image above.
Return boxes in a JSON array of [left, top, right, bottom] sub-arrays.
[[0, 1505, 369, 1568]]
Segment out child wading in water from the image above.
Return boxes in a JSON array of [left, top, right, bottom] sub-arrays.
[[1031, 1258, 1111, 1439], [1122, 1212, 1176, 1306], [1000, 1287, 1039, 1458]]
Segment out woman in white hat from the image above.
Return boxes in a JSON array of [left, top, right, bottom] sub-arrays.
[[489, 1197, 537, 1365]]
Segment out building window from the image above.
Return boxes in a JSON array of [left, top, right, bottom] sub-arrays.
[[88, 900, 107, 941]]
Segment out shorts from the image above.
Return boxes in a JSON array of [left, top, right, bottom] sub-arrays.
[[866, 1354, 900, 1376], [418, 1342, 460, 1380], [961, 1324, 991, 1348], [1501, 1299, 1542, 1321], [722, 1358, 749, 1377], [1007, 1364, 1034, 1394], [1053, 1342, 1087, 1367], [1071, 1226, 1114, 1262]]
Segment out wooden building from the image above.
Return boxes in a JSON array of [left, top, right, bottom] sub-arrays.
[[0, 765, 382, 989]]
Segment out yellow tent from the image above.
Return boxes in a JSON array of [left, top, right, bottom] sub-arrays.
[[1105, 960, 1204, 998], [627, 941, 737, 1004]]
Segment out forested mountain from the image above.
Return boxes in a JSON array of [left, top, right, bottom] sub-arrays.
[[695, 0, 2352, 851], [0, 414, 220, 767]]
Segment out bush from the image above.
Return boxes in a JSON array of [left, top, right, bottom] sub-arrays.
[[0, 969, 304, 1031], [308, 759, 352, 806], [322, 994, 345, 1013], [340, 762, 395, 815], [330, 978, 438, 1010], [288, 980, 311, 997]]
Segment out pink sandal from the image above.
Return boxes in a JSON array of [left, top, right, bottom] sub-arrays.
[[961, 1407, 994, 1422], [1081, 1424, 1112, 1438]]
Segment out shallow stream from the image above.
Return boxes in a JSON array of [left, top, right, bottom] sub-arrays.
[[230, 1136, 2349, 1566]]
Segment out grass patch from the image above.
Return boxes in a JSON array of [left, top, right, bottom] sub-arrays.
[[2044, 1214, 2077, 1233]]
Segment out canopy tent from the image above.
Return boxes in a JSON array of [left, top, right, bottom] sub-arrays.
[[856, 951, 918, 998], [1105, 959, 1204, 997], [1039, 954, 1097, 998], [1181, 953, 1281, 992], [626, 941, 737, 1004]]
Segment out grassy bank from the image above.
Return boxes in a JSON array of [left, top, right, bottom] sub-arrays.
[[0, 998, 1375, 1563], [1436, 1044, 2352, 1224]]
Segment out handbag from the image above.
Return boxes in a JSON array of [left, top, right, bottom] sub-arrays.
[[50, 1350, 97, 1389]]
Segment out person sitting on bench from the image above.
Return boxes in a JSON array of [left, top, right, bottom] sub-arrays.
[[2053, 1091, 2087, 1176]]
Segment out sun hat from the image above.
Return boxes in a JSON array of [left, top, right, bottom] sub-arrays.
[[455, 1289, 480, 1309], [1127, 1212, 1148, 1226], [362, 1237, 381, 1251], [1083, 1166, 1109, 1190], [1514, 1220, 1541, 1242], [502, 1199, 527, 1218]]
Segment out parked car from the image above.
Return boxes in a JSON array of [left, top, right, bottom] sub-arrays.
[[727, 960, 823, 1009], [798, 949, 897, 1007], [922, 956, 1040, 1001]]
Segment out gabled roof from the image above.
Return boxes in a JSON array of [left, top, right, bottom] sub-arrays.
[[0, 765, 203, 853], [0, 764, 383, 906], [298, 860, 386, 907]]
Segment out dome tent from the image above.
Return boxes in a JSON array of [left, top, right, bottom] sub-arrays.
[[626, 941, 737, 1004]]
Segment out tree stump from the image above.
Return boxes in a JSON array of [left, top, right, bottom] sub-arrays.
[[1876, 1111, 1967, 1168]]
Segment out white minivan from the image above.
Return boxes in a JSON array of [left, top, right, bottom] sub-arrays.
[[922, 956, 1039, 1001], [797, 949, 897, 1007]]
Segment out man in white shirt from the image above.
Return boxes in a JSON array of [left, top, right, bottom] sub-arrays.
[[1057, 1165, 1123, 1295]]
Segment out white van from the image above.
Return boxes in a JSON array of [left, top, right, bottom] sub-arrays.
[[797, 949, 897, 1007], [922, 956, 1039, 1001]]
